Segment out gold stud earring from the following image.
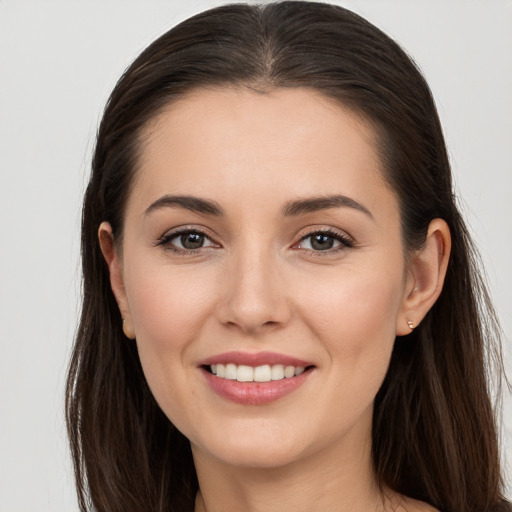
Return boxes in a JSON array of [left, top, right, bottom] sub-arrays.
[[407, 319, 415, 330]]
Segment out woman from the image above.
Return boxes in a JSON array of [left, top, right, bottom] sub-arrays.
[[66, 2, 509, 511]]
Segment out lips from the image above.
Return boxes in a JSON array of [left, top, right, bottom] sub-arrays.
[[198, 351, 315, 405], [198, 350, 312, 368]]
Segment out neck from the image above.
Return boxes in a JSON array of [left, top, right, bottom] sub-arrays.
[[192, 421, 392, 512]]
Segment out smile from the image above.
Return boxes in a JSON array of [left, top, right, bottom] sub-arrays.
[[199, 352, 315, 405], [210, 364, 305, 382]]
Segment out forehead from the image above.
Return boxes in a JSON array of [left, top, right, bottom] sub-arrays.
[[128, 87, 395, 219]]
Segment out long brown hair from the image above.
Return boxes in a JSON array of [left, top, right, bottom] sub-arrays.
[[66, 2, 509, 511]]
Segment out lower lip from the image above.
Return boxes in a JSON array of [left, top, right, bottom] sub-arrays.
[[201, 367, 313, 405]]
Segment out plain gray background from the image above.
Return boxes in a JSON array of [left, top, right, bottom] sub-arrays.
[[0, 1, 510, 510]]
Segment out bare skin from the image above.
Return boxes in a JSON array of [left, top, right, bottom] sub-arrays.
[[194, 491, 440, 512], [99, 88, 449, 512]]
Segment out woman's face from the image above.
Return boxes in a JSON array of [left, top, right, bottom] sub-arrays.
[[108, 88, 416, 469]]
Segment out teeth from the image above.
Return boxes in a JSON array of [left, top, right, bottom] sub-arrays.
[[271, 365, 284, 380], [254, 365, 271, 382], [211, 363, 306, 382], [284, 366, 295, 378], [237, 365, 254, 382], [225, 363, 237, 380]]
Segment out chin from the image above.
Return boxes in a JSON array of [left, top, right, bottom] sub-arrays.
[[192, 429, 310, 469], [214, 445, 302, 469]]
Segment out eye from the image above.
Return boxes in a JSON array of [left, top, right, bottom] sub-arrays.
[[157, 229, 217, 253], [297, 230, 354, 252]]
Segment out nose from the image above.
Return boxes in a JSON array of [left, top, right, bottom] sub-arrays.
[[216, 243, 291, 335]]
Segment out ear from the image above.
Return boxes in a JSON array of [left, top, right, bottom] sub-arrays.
[[396, 219, 451, 336], [98, 221, 135, 339]]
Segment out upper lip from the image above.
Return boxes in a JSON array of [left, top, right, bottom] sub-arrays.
[[198, 351, 313, 368]]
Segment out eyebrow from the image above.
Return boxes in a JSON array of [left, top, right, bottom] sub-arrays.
[[144, 193, 373, 219], [144, 195, 224, 216], [282, 194, 373, 219]]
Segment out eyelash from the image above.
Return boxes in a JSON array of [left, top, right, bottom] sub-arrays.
[[296, 229, 355, 256], [156, 228, 218, 255], [156, 228, 354, 256]]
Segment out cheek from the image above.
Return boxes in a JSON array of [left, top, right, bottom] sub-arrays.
[[301, 262, 403, 333], [297, 264, 404, 388], [126, 262, 216, 345], [122, 261, 217, 412]]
